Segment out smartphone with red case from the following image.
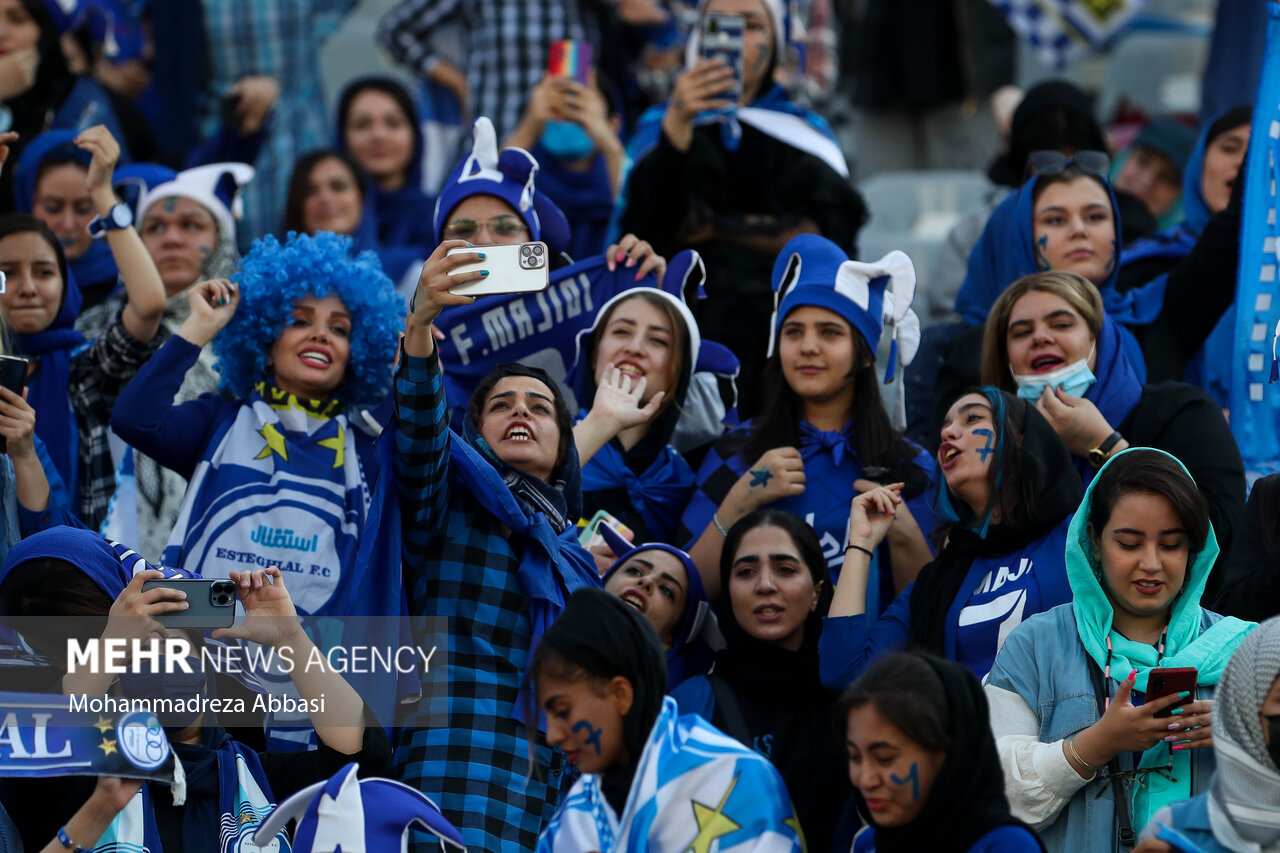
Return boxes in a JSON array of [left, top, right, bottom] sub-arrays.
[[1147, 667, 1197, 718]]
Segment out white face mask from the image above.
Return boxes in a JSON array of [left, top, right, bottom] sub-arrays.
[[1010, 344, 1097, 400]]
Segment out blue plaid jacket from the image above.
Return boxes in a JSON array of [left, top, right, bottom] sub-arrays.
[[392, 350, 573, 852]]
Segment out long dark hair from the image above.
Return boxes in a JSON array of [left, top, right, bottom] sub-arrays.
[[741, 328, 917, 476], [283, 149, 367, 234], [337, 77, 421, 181], [836, 652, 951, 754]]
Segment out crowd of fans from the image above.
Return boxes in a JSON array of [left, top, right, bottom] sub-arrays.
[[0, 0, 1277, 851]]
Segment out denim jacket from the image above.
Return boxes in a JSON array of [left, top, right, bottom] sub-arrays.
[[986, 604, 1219, 853]]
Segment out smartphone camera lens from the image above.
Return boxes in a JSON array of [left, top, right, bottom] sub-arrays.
[[533, 245, 544, 255], [211, 581, 236, 607], [521, 245, 532, 257]]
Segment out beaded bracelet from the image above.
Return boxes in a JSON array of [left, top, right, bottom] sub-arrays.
[[57, 826, 91, 853]]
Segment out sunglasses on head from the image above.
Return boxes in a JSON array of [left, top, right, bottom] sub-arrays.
[[1027, 150, 1111, 179], [442, 215, 529, 242]]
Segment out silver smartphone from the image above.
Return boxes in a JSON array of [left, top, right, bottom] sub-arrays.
[[447, 241, 551, 297]]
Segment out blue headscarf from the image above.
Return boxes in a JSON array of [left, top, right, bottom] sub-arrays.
[[1078, 314, 1144, 484], [954, 172, 1155, 379], [335, 77, 436, 264], [0, 526, 131, 600], [12, 130, 120, 296], [8, 228, 87, 502], [601, 537, 713, 689]]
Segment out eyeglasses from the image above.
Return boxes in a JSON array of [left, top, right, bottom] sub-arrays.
[[442, 215, 529, 242], [1027, 149, 1112, 178], [1094, 764, 1177, 800]]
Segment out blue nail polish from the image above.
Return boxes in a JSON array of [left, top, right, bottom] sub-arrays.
[[478, 253, 486, 259], [1177, 690, 1191, 698], [480, 270, 490, 276], [1171, 707, 1185, 715]]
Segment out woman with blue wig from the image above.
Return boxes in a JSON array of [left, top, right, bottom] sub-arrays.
[[820, 386, 1080, 692], [110, 230, 404, 621]]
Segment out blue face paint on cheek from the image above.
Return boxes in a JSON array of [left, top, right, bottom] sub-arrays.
[[1035, 234, 1051, 271], [889, 761, 920, 801], [572, 719, 603, 755], [972, 428, 995, 462]]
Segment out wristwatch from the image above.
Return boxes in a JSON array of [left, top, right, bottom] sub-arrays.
[[1088, 430, 1124, 467], [87, 202, 134, 239]]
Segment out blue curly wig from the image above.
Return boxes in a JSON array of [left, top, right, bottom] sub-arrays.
[[214, 231, 405, 406]]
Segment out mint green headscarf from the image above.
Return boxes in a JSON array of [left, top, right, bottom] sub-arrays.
[[1067, 447, 1256, 828]]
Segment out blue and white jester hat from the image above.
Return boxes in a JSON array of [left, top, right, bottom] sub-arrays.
[[767, 234, 921, 384], [252, 763, 466, 852], [137, 162, 255, 246], [432, 117, 570, 251]]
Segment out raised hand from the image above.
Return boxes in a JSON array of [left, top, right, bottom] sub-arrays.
[[229, 75, 280, 134], [660, 59, 736, 151], [0, 386, 36, 459], [404, 241, 485, 357], [74, 125, 121, 203], [592, 363, 665, 430], [848, 482, 904, 551], [1036, 386, 1122, 458], [605, 233, 666, 281], [1067, 671, 1202, 776], [176, 279, 239, 347], [212, 567, 303, 650], [102, 570, 189, 645]]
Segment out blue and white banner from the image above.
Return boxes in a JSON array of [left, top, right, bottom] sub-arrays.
[[0, 691, 181, 786], [988, 0, 1148, 69], [1229, 1, 1280, 481]]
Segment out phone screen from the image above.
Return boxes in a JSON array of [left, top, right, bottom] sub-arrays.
[[548, 40, 592, 85]]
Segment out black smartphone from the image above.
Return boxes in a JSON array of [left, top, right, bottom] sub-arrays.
[[0, 354, 28, 455], [141, 578, 238, 629], [1148, 667, 1198, 718]]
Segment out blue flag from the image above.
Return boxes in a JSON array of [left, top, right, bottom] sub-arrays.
[[1229, 1, 1280, 481], [988, 0, 1148, 69], [435, 255, 657, 414], [0, 691, 181, 786]]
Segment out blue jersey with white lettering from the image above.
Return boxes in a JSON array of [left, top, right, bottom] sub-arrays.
[[818, 518, 1073, 690]]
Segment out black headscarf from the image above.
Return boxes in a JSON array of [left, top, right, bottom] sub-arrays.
[[536, 587, 668, 772], [854, 654, 1045, 853], [908, 389, 1081, 654], [987, 80, 1106, 188]]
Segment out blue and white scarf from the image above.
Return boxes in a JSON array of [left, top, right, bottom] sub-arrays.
[[162, 384, 378, 749], [537, 696, 805, 852]]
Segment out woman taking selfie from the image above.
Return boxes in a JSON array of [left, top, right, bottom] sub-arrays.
[[984, 448, 1255, 852]]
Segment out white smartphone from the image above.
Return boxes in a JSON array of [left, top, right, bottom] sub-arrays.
[[447, 242, 551, 297]]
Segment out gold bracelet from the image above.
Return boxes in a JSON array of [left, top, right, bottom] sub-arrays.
[[1067, 737, 1097, 772]]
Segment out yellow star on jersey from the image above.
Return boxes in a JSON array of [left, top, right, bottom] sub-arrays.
[[255, 421, 288, 462], [317, 422, 345, 469], [687, 774, 740, 853], [98, 737, 117, 756], [239, 812, 255, 825], [94, 716, 113, 734]]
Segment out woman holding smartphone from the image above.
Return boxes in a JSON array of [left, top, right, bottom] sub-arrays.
[[619, 0, 866, 417], [984, 448, 1255, 852]]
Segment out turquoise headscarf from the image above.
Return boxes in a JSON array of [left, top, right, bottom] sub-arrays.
[[1067, 446, 1256, 827]]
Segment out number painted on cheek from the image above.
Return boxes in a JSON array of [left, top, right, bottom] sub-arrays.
[[973, 428, 995, 462], [1035, 235, 1051, 272], [572, 719, 603, 755], [889, 762, 920, 801]]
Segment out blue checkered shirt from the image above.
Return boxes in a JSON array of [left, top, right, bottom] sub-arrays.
[[392, 349, 572, 852], [377, 0, 602, 141], [199, 0, 357, 243]]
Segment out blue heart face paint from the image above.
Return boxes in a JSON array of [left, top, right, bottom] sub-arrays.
[[889, 761, 920, 801], [572, 718, 603, 755], [972, 427, 995, 463]]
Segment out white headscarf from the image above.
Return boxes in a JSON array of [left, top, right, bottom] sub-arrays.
[[1209, 615, 1280, 852]]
